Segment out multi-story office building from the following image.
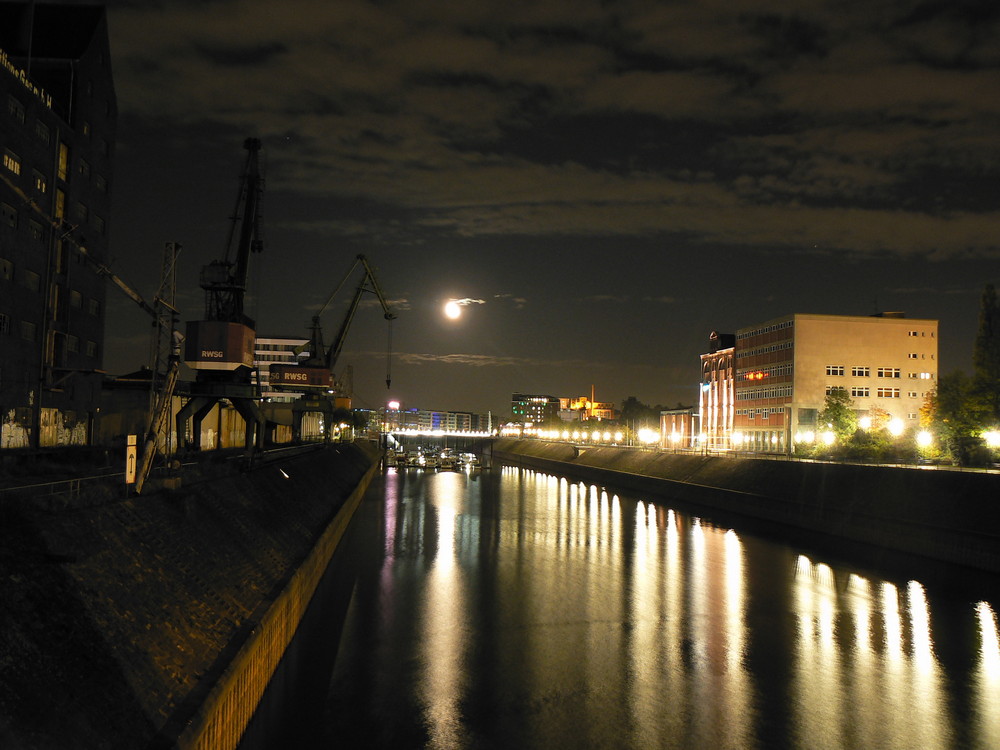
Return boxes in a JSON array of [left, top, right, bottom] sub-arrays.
[[253, 335, 308, 402], [511, 393, 561, 425], [733, 312, 938, 452], [383, 403, 491, 433], [0, 2, 115, 447], [699, 331, 735, 450]]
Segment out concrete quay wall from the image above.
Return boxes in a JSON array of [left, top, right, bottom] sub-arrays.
[[0, 441, 379, 750], [491, 439, 1000, 575]]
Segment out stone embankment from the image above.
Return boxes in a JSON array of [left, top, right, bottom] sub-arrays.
[[491, 439, 1000, 576], [0, 441, 378, 750]]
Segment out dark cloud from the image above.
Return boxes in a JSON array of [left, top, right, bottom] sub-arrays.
[[82, 0, 1000, 411]]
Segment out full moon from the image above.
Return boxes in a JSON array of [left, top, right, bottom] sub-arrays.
[[444, 300, 461, 319]]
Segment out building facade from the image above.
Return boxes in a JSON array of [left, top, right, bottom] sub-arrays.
[[659, 407, 698, 450], [383, 404, 491, 433], [560, 394, 616, 421], [0, 2, 116, 447], [733, 312, 938, 452], [253, 335, 308, 402], [511, 392, 561, 425], [699, 331, 734, 450]]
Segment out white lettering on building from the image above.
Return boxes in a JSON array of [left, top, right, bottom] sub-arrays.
[[0, 48, 53, 108]]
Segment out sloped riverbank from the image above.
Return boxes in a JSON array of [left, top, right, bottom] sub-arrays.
[[0, 441, 379, 749]]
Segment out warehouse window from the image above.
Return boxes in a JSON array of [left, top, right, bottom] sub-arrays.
[[2, 150, 20, 176]]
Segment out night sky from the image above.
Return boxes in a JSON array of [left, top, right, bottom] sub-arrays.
[[83, 0, 1000, 415]]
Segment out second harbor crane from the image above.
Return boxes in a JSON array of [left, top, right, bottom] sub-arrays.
[[268, 254, 395, 441]]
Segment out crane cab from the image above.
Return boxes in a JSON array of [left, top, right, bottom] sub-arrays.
[[268, 363, 332, 390], [184, 320, 255, 371]]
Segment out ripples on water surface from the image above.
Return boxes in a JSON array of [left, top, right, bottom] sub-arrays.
[[319, 465, 1000, 749]]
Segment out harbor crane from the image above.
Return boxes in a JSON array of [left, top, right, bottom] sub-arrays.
[[268, 254, 395, 440], [176, 138, 266, 451]]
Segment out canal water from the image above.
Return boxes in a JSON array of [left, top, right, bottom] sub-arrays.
[[309, 464, 1000, 749]]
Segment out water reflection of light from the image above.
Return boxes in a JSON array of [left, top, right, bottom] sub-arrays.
[[419, 473, 467, 748], [905, 580, 948, 750], [848, 574, 872, 654], [660, 508, 683, 741], [908, 581, 934, 673], [629, 496, 660, 746], [792, 554, 844, 749], [882, 582, 903, 660], [688, 518, 710, 746], [976, 601, 1000, 748], [384, 467, 400, 559], [722, 529, 754, 748], [846, 572, 878, 745], [978, 602, 1000, 674]]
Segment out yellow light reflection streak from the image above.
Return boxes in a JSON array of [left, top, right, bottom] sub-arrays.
[[721, 529, 754, 749], [846, 572, 879, 746], [792, 555, 844, 749], [975, 601, 1000, 747], [629, 499, 661, 748], [660, 509, 685, 739], [419, 473, 467, 749], [905, 580, 948, 750]]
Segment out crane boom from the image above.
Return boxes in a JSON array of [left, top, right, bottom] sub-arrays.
[[76, 245, 166, 319], [327, 255, 395, 371], [185, 138, 263, 372], [268, 254, 395, 394]]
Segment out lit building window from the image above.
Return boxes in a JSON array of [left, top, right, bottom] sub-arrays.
[[58, 143, 69, 181], [2, 149, 21, 176]]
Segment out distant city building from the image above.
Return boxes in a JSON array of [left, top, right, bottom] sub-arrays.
[[511, 393, 561, 424], [383, 403, 492, 433], [253, 335, 308, 402], [560, 392, 616, 421], [699, 331, 735, 450], [0, 2, 116, 448], [731, 312, 938, 452]]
